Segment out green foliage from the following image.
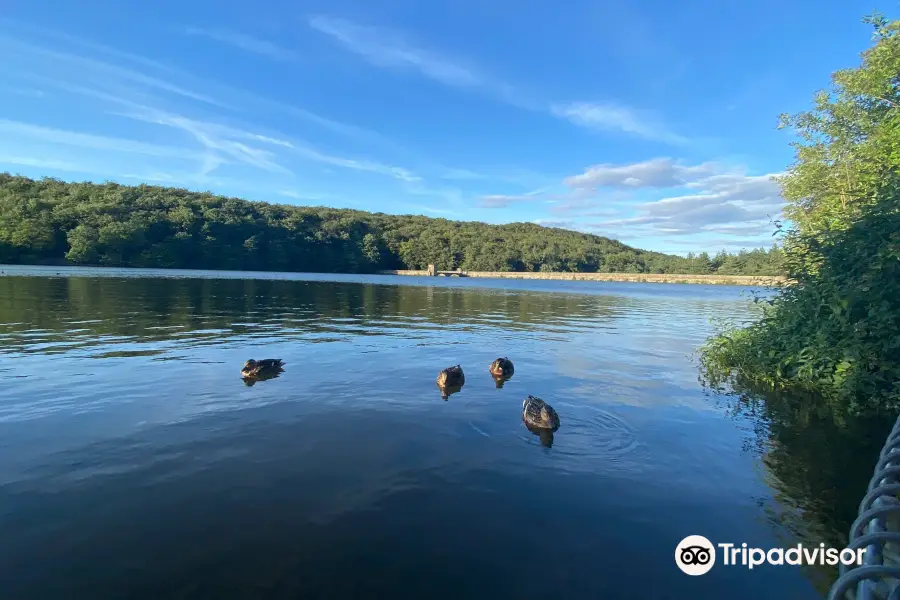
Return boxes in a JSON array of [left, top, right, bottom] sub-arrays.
[[0, 174, 783, 275], [778, 13, 900, 237], [701, 13, 900, 415]]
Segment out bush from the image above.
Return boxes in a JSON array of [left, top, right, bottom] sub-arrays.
[[700, 13, 900, 416]]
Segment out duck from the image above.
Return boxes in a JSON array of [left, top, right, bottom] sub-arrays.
[[489, 357, 515, 379], [522, 395, 561, 431], [241, 358, 285, 379], [436, 365, 465, 387]]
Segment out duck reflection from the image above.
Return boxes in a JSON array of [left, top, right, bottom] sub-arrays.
[[524, 422, 555, 448], [492, 373, 513, 389], [437, 382, 464, 401], [241, 368, 285, 386]]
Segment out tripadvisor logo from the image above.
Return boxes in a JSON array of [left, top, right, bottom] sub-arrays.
[[676, 535, 716, 576], [674, 535, 866, 576]]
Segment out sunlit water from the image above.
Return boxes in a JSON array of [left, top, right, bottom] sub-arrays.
[[0, 266, 887, 599]]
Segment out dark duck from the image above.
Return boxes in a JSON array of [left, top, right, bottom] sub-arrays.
[[241, 359, 285, 379], [489, 357, 514, 387], [522, 395, 560, 431], [436, 365, 465, 400]]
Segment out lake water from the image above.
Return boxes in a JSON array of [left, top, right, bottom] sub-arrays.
[[0, 266, 890, 599]]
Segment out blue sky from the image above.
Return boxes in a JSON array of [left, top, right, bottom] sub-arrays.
[[0, 0, 889, 254]]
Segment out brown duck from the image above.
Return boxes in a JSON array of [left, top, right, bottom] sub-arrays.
[[489, 357, 514, 378], [522, 395, 561, 431], [436, 365, 465, 387], [241, 359, 285, 378]]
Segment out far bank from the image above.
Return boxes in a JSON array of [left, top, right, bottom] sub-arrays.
[[378, 269, 786, 287]]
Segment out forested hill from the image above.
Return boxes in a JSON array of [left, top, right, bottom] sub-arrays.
[[0, 174, 783, 275]]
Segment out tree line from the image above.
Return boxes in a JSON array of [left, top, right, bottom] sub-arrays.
[[0, 174, 782, 276]]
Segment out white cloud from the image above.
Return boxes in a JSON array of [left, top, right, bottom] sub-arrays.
[[0, 24, 489, 213], [479, 188, 547, 208], [0, 36, 228, 108], [662, 236, 778, 250], [291, 144, 421, 182], [308, 15, 482, 88], [579, 162, 784, 237], [117, 103, 425, 184], [307, 16, 680, 142], [182, 27, 298, 61], [404, 204, 454, 215], [0, 155, 88, 172], [117, 106, 293, 176], [2, 29, 399, 155], [0, 119, 201, 160], [533, 219, 579, 230], [551, 103, 688, 145], [565, 157, 717, 190], [0, 17, 182, 75], [277, 189, 307, 199], [2, 86, 46, 98], [440, 167, 484, 180]]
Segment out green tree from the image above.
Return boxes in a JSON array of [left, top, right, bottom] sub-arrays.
[[700, 13, 900, 416], [65, 224, 100, 264], [779, 13, 900, 237]]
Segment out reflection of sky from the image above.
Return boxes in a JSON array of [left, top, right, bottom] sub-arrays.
[[0, 269, 764, 478]]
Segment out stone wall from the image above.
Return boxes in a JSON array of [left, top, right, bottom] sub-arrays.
[[376, 270, 786, 286]]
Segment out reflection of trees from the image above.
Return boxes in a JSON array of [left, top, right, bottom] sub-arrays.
[[703, 374, 894, 594], [0, 276, 628, 357]]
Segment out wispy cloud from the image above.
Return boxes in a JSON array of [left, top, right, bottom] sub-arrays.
[[2, 86, 46, 98], [116, 106, 293, 176], [0, 155, 88, 172], [182, 27, 298, 61], [307, 15, 683, 143], [0, 118, 201, 160], [0, 35, 227, 108], [440, 167, 484, 181], [116, 102, 425, 184], [308, 15, 482, 88], [479, 188, 548, 208], [551, 103, 688, 145], [1, 28, 402, 154], [291, 144, 421, 182], [0, 17, 183, 75], [404, 204, 455, 215], [0, 26, 446, 190]]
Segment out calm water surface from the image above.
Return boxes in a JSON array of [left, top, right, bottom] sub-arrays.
[[0, 266, 889, 599]]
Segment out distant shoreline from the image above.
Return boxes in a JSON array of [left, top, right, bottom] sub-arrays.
[[0, 264, 785, 287], [378, 270, 786, 286]]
